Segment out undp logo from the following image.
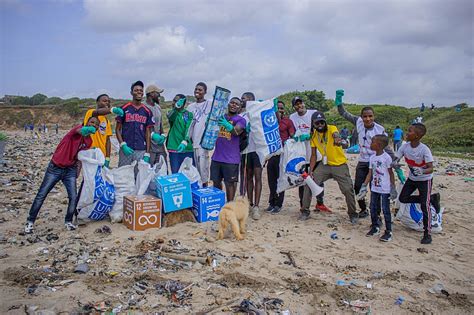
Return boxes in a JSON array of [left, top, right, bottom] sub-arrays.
[[262, 110, 277, 129]]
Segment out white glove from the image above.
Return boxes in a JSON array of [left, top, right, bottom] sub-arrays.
[[356, 184, 368, 200], [390, 185, 398, 200], [411, 167, 424, 176]]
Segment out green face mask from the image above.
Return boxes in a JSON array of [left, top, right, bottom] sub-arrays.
[[176, 98, 185, 109]]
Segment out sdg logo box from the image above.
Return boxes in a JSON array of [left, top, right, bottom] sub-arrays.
[[155, 173, 192, 213], [123, 195, 161, 231], [192, 187, 226, 223]]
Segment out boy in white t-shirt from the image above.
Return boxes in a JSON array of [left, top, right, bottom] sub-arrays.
[[359, 135, 397, 242], [395, 123, 434, 244]]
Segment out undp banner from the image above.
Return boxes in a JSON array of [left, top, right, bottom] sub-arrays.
[[200, 86, 231, 150], [246, 98, 282, 164]]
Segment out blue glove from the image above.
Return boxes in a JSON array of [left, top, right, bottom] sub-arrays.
[[80, 126, 96, 136], [121, 143, 134, 156], [245, 122, 251, 133], [218, 117, 234, 132], [390, 185, 398, 200], [104, 159, 110, 168], [395, 168, 406, 184], [111, 107, 124, 117], [177, 143, 186, 153], [299, 133, 311, 142], [335, 89, 344, 106], [151, 132, 166, 145], [143, 155, 150, 163]]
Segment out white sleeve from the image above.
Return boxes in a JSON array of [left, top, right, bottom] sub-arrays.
[[424, 145, 434, 163]]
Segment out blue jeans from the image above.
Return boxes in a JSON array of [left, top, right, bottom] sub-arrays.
[[370, 191, 392, 231], [393, 140, 402, 151], [169, 152, 195, 174], [27, 161, 77, 223]]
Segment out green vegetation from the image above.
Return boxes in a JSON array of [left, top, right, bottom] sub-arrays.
[[0, 132, 7, 141], [2, 91, 472, 153], [277, 90, 330, 113]]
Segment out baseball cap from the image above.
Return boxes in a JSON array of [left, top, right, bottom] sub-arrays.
[[131, 80, 144, 91], [291, 96, 303, 106], [311, 111, 326, 122], [145, 84, 164, 94]]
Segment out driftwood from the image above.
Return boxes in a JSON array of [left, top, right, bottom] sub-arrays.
[[158, 251, 212, 265], [280, 250, 297, 268]]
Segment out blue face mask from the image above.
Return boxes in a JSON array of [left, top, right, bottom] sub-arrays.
[[175, 98, 186, 109]]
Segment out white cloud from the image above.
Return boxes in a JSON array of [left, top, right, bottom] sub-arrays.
[[118, 26, 203, 65], [83, 0, 473, 106]]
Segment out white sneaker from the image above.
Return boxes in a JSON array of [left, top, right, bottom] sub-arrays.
[[24, 222, 34, 234], [251, 206, 261, 220], [65, 222, 77, 231]]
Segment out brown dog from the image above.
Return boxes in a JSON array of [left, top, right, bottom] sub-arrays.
[[217, 197, 249, 240]]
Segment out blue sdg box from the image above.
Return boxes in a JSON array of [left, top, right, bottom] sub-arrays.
[[155, 173, 192, 213], [192, 187, 226, 222]]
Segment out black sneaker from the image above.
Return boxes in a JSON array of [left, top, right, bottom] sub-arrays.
[[265, 205, 275, 213], [366, 226, 380, 236], [271, 206, 282, 214], [350, 216, 359, 225], [358, 210, 369, 218], [421, 233, 432, 244], [380, 231, 393, 242], [298, 210, 310, 221]]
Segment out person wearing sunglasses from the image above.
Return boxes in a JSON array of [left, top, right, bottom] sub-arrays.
[[299, 112, 357, 223]]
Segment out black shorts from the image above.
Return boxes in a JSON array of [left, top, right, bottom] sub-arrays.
[[245, 152, 262, 169], [210, 161, 239, 184]]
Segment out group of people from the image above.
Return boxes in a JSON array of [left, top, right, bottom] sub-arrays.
[[23, 81, 437, 245], [24, 123, 59, 135]]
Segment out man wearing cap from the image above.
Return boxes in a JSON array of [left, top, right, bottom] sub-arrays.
[[145, 84, 167, 166], [300, 112, 358, 223], [289, 96, 329, 212], [116, 80, 154, 169]]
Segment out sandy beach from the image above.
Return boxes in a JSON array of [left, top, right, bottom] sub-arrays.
[[0, 130, 473, 314]]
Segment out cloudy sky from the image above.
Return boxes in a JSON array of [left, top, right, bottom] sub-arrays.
[[1, 0, 472, 106]]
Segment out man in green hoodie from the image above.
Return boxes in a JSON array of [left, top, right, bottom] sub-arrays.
[[166, 94, 194, 173]]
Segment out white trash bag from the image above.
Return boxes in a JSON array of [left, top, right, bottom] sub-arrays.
[[246, 99, 282, 165], [77, 148, 105, 209], [148, 155, 168, 194], [396, 202, 443, 233], [136, 160, 157, 195], [77, 149, 115, 221], [77, 167, 115, 221], [109, 161, 137, 223], [178, 157, 202, 190], [277, 139, 323, 197]]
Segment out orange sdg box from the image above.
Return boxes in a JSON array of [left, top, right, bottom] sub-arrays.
[[123, 195, 162, 231]]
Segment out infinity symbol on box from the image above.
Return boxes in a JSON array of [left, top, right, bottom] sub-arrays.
[[138, 214, 158, 226], [123, 211, 133, 225]]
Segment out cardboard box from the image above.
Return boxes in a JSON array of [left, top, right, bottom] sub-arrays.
[[123, 195, 162, 231], [155, 173, 192, 213], [192, 187, 226, 222]]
